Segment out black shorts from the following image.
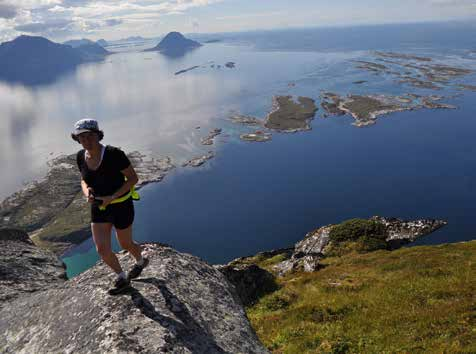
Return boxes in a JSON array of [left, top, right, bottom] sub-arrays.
[[91, 197, 135, 230]]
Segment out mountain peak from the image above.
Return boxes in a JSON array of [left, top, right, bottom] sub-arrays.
[[145, 31, 201, 54]]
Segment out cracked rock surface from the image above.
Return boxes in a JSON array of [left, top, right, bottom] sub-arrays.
[[0, 243, 267, 354]]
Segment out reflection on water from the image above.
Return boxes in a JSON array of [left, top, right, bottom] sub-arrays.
[[2, 25, 476, 279], [0, 41, 345, 200], [0, 45, 241, 200]]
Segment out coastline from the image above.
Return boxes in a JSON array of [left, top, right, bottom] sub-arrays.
[[1, 48, 475, 268]]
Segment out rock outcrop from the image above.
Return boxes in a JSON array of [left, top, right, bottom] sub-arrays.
[[273, 216, 447, 275], [0, 243, 267, 353], [0, 228, 66, 304], [215, 264, 277, 306], [372, 216, 448, 249]]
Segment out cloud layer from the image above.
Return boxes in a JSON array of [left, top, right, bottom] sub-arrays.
[[0, 0, 224, 41], [0, 0, 475, 42], [0, 2, 17, 19]]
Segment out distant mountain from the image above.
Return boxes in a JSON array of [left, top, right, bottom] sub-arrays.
[[64, 38, 110, 61], [125, 36, 146, 42], [75, 43, 110, 62], [145, 32, 201, 55], [0, 35, 108, 85], [96, 39, 108, 47], [63, 39, 95, 48]]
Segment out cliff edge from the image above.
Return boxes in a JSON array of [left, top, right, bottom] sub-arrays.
[[0, 239, 267, 353]]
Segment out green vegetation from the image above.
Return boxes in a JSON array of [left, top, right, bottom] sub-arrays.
[[329, 219, 385, 243], [264, 95, 318, 131], [30, 192, 90, 254], [247, 241, 476, 353], [229, 250, 292, 271], [325, 218, 388, 256], [343, 96, 399, 120]]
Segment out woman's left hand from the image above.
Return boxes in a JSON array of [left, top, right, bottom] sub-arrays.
[[96, 195, 115, 208]]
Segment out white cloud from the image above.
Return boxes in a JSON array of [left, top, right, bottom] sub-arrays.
[[0, 2, 17, 19], [1, 0, 226, 40]]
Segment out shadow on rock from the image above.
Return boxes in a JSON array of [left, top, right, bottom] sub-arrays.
[[131, 277, 227, 354], [218, 264, 279, 306]]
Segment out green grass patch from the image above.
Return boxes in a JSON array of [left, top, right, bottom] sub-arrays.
[[247, 241, 476, 353]]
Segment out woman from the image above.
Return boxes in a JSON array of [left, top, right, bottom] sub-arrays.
[[72, 118, 149, 294]]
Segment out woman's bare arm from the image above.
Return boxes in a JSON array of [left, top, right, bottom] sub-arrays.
[[111, 165, 139, 199], [81, 178, 94, 203]]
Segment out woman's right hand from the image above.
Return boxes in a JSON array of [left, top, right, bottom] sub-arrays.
[[87, 187, 95, 204]]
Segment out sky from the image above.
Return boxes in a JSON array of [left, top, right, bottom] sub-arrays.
[[0, 0, 475, 42]]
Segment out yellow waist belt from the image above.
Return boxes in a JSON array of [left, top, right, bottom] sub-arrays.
[[99, 186, 140, 211]]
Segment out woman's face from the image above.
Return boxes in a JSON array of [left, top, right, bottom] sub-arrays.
[[77, 131, 99, 150]]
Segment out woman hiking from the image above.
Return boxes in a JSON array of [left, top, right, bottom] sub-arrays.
[[72, 118, 149, 294]]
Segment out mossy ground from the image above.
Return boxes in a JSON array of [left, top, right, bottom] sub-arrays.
[[246, 241, 476, 353]]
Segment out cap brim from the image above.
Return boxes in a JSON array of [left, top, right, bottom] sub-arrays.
[[73, 129, 94, 135]]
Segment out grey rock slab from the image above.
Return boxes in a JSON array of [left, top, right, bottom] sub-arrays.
[[0, 228, 66, 304], [0, 243, 268, 354]]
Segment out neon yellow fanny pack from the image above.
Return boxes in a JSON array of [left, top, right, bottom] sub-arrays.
[[98, 181, 140, 211]]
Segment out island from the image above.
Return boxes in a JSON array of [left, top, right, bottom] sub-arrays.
[[264, 96, 318, 132], [230, 114, 264, 127], [351, 51, 474, 91], [182, 152, 215, 167], [144, 32, 202, 55], [201, 128, 222, 145], [458, 84, 476, 92], [229, 96, 317, 141], [174, 65, 200, 75], [320, 92, 457, 126], [240, 131, 272, 142]]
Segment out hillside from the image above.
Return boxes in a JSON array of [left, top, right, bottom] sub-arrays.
[[242, 241, 476, 353]]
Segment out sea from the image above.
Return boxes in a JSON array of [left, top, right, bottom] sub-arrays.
[[0, 22, 475, 278]]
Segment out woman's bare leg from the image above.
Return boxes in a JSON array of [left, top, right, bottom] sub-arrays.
[[92, 222, 123, 274], [115, 225, 142, 262]]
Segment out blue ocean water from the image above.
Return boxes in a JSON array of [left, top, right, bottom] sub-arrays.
[[24, 22, 475, 278]]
